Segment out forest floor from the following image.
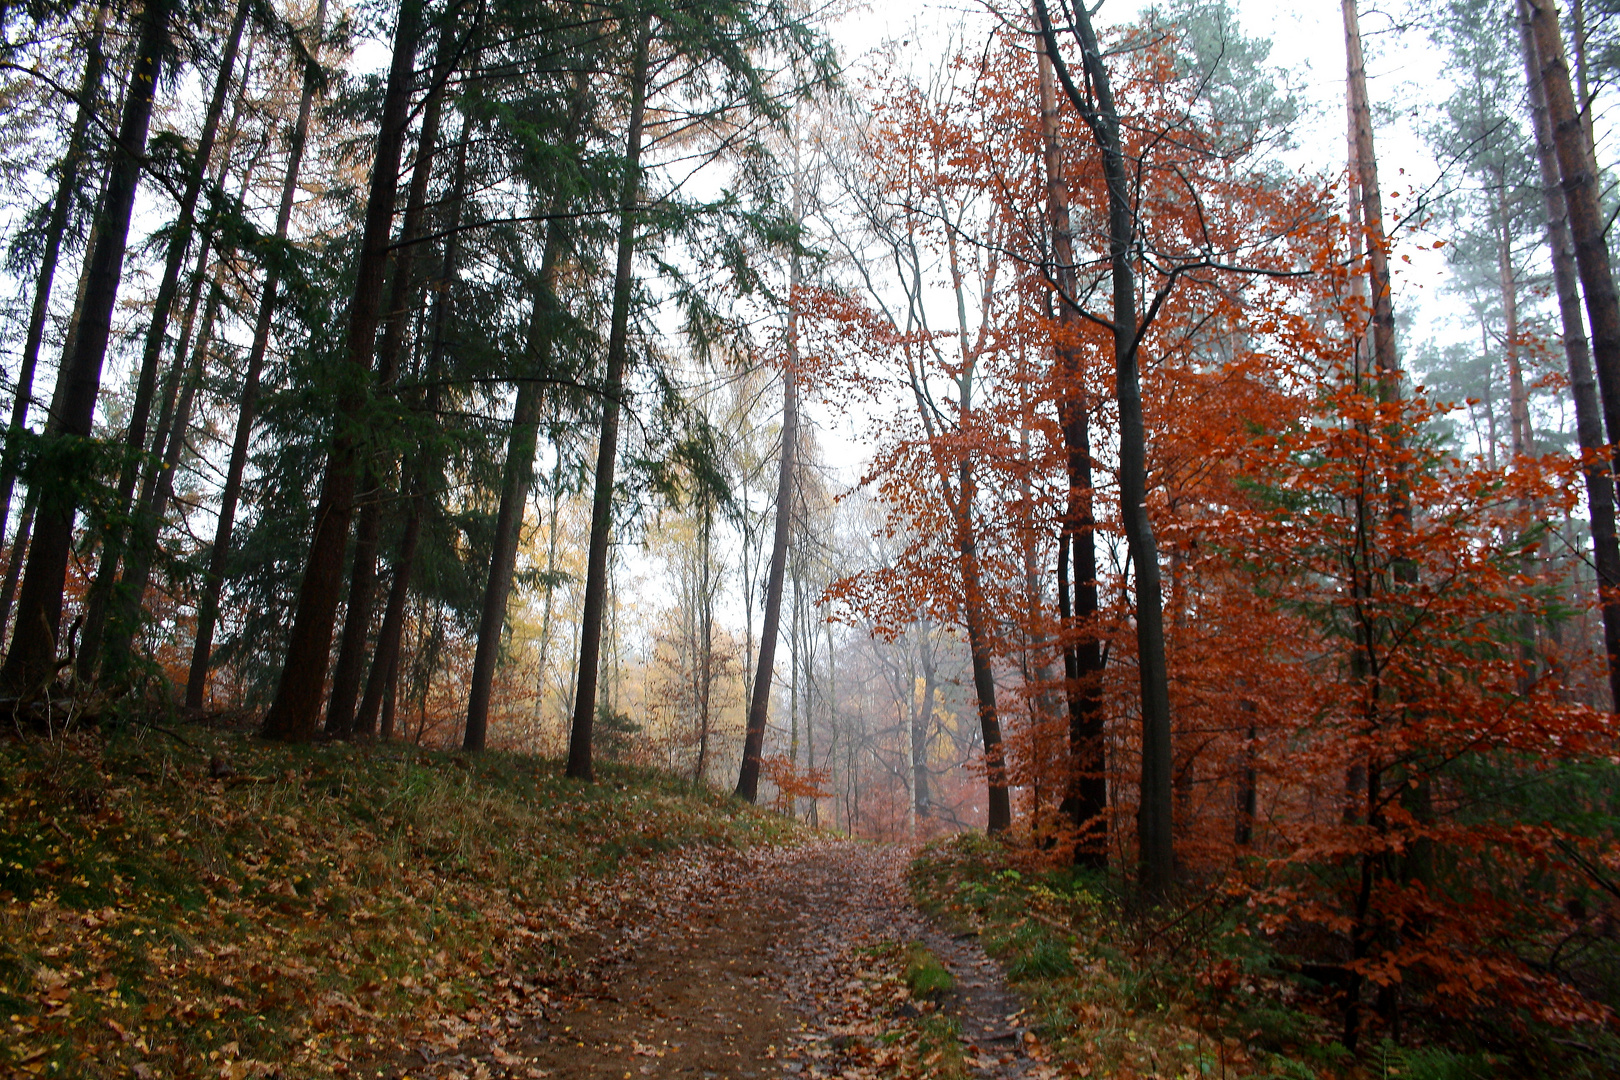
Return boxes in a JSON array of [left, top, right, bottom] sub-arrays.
[[10, 724, 1565, 1080], [367, 839, 1059, 1080], [0, 726, 1060, 1080]]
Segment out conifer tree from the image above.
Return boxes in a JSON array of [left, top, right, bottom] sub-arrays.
[[2, 0, 176, 695]]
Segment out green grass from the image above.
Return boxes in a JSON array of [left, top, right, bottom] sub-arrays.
[[902, 941, 954, 999], [0, 723, 797, 1078], [916, 1012, 969, 1078]]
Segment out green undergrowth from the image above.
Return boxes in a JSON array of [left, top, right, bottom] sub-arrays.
[[915, 1011, 969, 1079], [901, 941, 954, 1000], [908, 834, 1619, 1080], [0, 722, 798, 1077]]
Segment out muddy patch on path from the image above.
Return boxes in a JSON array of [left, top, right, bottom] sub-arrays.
[[376, 839, 1058, 1080]]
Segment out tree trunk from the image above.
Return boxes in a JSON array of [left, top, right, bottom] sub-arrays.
[[325, 55, 454, 739], [379, 647, 400, 740], [910, 624, 935, 822], [0, 491, 38, 648], [77, 0, 251, 676], [1344, 0, 1422, 1046], [262, 0, 423, 741], [1344, 0, 1400, 397], [186, 1, 325, 708], [0, 0, 110, 555], [1498, 190, 1531, 459], [534, 452, 565, 731], [1528, 0, 1620, 705], [954, 457, 1012, 833], [101, 128, 273, 680], [694, 497, 713, 786], [567, 17, 652, 782], [0, 0, 173, 695], [735, 271, 798, 802], [1518, 0, 1620, 709], [355, 117, 474, 740], [99, 283, 222, 675], [1573, 0, 1598, 154], [1234, 698, 1258, 848], [1037, 20, 1107, 867], [464, 304, 547, 751], [464, 68, 581, 748], [1036, 0, 1173, 889], [1, 181, 108, 648]]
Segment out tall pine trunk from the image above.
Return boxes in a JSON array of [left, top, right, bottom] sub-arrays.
[[78, 0, 251, 675], [566, 17, 652, 782], [187, 1, 325, 708], [464, 218, 570, 750], [1, 186, 109, 648], [1344, 0, 1425, 1045], [463, 302, 547, 750], [100, 281, 224, 678], [1344, 2, 1400, 398], [1518, 0, 1620, 709], [0, 0, 111, 555], [734, 255, 799, 803], [325, 54, 455, 739], [1497, 205, 1531, 460], [262, 0, 423, 741], [0, 0, 173, 695], [1528, 0, 1620, 707], [355, 120, 473, 739], [101, 133, 271, 679]]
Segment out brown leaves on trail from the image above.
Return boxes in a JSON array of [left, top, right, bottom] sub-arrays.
[[761, 842, 1060, 1080], [374, 838, 1061, 1080]]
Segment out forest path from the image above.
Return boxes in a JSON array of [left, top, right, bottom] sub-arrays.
[[389, 838, 1053, 1079]]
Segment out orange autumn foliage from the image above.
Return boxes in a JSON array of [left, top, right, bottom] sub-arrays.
[[810, 17, 1618, 1032]]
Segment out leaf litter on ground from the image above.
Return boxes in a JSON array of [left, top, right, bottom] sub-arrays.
[[0, 728, 1061, 1080]]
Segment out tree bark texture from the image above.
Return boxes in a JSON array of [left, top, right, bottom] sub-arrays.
[[263, 0, 423, 741], [1, 0, 173, 694], [77, 0, 251, 676], [1518, 0, 1620, 709], [567, 17, 652, 782], [1035, 0, 1174, 890], [186, 0, 326, 708]]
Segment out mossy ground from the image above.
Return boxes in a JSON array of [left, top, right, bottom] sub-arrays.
[[0, 721, 795, 1077]]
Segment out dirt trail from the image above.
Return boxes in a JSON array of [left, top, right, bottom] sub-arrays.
[[387, 839, 1053, 1080]]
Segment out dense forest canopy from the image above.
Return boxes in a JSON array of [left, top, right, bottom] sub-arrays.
[[6, 0, 1620, 1055]]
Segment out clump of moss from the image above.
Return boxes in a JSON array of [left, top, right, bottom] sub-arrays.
[[902, 941, 955, 999]]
